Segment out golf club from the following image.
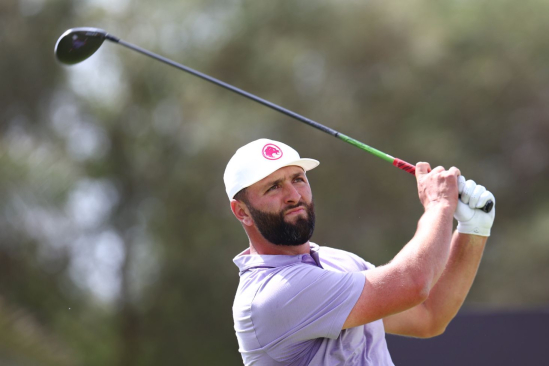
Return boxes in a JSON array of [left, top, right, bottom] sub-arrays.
[[54, 27, 493, 213]]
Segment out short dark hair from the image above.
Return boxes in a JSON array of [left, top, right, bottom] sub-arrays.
[[233, 187, 249, 205]]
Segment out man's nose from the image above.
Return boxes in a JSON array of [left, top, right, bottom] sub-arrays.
[[283, 184, 302, 204]]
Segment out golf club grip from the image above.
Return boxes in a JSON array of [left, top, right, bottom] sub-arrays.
[[392, 158, 416, 175]]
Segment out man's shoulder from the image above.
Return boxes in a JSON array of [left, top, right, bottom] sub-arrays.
[[236, 259, 360, 312], [315, 244, 375, 271], [235, 263, 323, 300], [234, 263, 331, 329], [250, 263, 325, 300]]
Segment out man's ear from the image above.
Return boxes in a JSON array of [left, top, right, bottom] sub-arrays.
[[230, 199, 254, 227]]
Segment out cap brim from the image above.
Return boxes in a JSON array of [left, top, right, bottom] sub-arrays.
[[281, 158, 319, 172]]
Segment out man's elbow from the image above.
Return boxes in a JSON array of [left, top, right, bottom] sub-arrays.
[[410, 326, 446, 339], [417, 324, 448, 338], [415, 313, 453, 338]]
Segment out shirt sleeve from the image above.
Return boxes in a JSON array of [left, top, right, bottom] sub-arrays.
[[251, 264, 365, 363]]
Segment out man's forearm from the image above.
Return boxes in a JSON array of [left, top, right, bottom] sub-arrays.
[[343, 203, 457, 329], [390, 203, 455, 292], [422, 231, 487, 330]]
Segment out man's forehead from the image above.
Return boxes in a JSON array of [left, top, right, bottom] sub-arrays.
[[252, 166, 306, 188]]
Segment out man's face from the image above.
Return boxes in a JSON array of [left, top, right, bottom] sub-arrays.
[[241, 166, 315, 246]]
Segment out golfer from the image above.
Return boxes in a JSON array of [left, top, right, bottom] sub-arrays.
[[224, 139, 495, 365]]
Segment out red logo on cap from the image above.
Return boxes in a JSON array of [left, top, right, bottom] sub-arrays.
[[262, 144, 283, 160]]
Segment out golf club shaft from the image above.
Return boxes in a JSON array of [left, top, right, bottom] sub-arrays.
[[110, 36, 416, 174], [106, 35, 492, 213]]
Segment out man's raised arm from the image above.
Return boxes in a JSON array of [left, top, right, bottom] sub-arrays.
[[343, 162, 460, 329], [383, 177, 496, 337]]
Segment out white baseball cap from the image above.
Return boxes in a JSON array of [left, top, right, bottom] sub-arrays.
[[224, 138, 320, 199]]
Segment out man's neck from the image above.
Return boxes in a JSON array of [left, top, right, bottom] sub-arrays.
[[249, 241, 310, 256]]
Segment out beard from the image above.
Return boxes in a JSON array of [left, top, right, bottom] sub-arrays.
[[246, 201, 316, 246]]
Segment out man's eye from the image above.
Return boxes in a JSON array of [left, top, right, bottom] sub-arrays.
[[267, 185, 278, 192]]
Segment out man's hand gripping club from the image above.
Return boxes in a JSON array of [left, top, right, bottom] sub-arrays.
[[454, 176, 496, 237], [415, 162, 461, 212], [416, 163, 496, 236]]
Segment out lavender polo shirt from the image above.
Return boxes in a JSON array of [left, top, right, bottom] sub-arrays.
[[233, 243, 394, 366]]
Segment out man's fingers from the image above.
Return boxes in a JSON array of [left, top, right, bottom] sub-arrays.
[[415, 162, 432, 177], [431, 166, 445, 174], [448, 166, 461, 177], [457, 178, 495, 210], [460, 179, 476, 204], [468, 185, 486, 209], [458, 175, 466, 194], [477, 191, 496, 209]]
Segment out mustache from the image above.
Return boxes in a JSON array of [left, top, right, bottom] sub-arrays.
[[283, 202, 307, 214]]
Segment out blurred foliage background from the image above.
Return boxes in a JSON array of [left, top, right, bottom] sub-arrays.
[[1, 0, 548, 364]]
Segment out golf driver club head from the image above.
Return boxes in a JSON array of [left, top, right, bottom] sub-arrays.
[[55, 27, 111, 65]]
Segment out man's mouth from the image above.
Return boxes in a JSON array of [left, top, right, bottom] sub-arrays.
[[285, 206, 306, 216]]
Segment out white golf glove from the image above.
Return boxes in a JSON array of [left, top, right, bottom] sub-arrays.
[[454, 176, 496, 237]]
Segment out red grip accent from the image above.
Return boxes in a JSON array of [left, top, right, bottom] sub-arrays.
[[393, 158, 416, 175]]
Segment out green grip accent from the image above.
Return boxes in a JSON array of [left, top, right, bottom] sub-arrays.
[[337, 133, 394, 163]]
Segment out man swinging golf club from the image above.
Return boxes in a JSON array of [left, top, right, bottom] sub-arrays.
[[225, 138, 495, 366]]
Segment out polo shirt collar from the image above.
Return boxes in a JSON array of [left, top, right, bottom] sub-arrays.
[[233, 243, 321, 275]]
